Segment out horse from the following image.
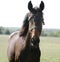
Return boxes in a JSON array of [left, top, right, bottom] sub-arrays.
[[7, 1, 45, 62]]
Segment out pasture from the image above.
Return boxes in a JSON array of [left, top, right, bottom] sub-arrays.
[[0, 35, 60, 62]]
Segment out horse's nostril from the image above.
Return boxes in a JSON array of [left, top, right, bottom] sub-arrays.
[[31, 37, 37, 41], [31, 38, 35, 41], [31, 37, 40, 43], [31, 37, 39, 47]]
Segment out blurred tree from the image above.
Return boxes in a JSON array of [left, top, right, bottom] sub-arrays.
[[5, 29, 10, 35], [0, 27, 4, 34]]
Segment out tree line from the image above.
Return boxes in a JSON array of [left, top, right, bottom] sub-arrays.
[[0, 27, 60, 37], [0, 27, 19, 35]]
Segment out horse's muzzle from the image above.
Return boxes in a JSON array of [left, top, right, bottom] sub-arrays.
[[30, 37, 40, 48]]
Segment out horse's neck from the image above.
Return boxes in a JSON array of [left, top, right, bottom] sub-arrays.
[[26, 32, 31, 42], [25, 31, 31, 46]]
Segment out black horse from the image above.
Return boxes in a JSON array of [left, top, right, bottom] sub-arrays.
[[7, 1, 45, 62]]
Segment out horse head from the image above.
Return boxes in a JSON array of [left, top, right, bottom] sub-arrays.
[[20, 1, 45, 48]]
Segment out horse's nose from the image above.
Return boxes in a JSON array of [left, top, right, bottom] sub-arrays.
[[31, 37, 38, 42], [31, 37, 39, 48]]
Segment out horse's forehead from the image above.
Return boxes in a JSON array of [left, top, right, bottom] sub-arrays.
[[27, 12, 42, 17], [28, 12, 33, 20]]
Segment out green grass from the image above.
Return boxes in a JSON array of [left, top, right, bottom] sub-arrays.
[[0, 35, 60, 62], [0, 35, 9, 62], [40, 37, 60, 62]]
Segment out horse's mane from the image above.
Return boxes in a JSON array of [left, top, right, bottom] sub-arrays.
[[19, 14, 29, 36]]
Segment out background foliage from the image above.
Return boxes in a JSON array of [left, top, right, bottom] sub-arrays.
[[0, 26, 60, 37]]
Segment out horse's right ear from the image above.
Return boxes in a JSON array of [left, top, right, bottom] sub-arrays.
[[39, 1, 45, 11], [28, 1, 33, 11], [28, 1, 37, 14]]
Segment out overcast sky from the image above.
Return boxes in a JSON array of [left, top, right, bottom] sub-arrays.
[[0, 0, 60, 29]]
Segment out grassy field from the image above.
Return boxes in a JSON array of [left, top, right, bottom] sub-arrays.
[[0, 35, 60, 62]]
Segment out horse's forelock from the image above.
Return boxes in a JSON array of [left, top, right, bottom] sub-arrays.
[[19, 14, 29, 36]]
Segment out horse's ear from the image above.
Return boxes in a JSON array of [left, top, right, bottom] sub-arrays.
[[39, 1, 45, 11], [28, 1, 36, 14], [28, 1, 33, 11]]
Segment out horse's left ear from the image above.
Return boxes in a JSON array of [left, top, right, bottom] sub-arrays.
[[39, 1, 45, 11]]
